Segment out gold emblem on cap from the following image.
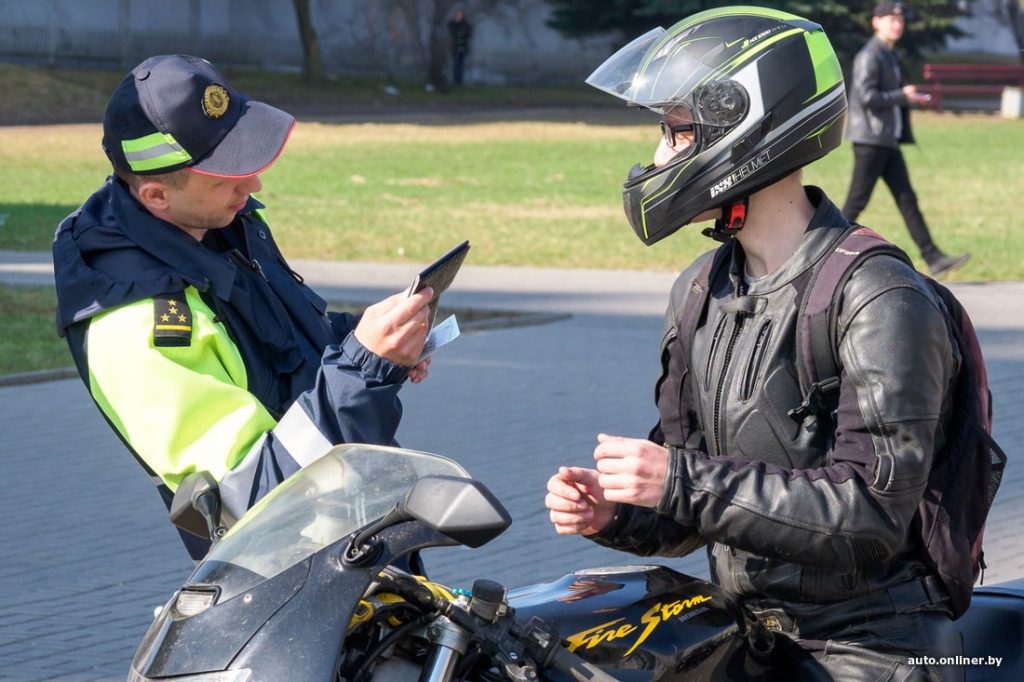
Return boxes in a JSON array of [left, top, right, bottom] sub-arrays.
[[202, 84, 230, 118]]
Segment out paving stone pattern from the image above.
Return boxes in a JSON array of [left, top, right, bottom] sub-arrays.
[[1, 255, 1021, 680]]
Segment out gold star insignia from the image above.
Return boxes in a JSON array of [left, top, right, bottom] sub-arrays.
[[154, 293, 192, 347]]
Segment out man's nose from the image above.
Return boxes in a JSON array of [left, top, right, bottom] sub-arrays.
[[653, 138, 678, 168], [239, 175, 262, 195]]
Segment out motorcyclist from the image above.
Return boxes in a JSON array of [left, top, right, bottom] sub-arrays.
[[545, 7, 964, 679]]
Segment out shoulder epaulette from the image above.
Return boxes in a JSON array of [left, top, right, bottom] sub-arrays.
[[153, 293, 193, 347]]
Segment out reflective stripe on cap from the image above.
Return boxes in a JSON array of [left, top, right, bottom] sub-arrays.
[[121, 131, 192, 172]]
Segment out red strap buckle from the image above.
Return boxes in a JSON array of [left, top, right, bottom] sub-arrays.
[[726, 201, 747, 230]]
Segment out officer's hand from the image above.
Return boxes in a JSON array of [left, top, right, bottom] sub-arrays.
[[593, 433, 668, 509], [354, 288, 433, 367], [546, 466, 615, 536], [407, 357, 431, 384]]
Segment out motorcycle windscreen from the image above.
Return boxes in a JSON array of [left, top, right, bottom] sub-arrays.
[[188, 444, 470, 602]]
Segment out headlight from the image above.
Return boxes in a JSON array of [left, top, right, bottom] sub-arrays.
[[127, 668, 250, 682], [173, 587, 219, 618]]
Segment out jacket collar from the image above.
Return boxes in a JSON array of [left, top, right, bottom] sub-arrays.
[[53, 176, 264, 332], [729, 186, 850, 293], [108, 177, 267, 301]]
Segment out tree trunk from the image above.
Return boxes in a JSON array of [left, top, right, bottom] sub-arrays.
[[1008, 0, 1024, 63], [292, 0, 326, 84], [427, 0, 453, 91]]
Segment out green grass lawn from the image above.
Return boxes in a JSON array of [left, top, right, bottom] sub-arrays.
[[1, 109, 1022, 376], [0, 285, 68, 376], [1, 111, 1021, 279]]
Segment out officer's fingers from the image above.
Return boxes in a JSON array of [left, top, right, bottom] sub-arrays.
[[385, 288, 433, 324], [407, 357, 431, 384]]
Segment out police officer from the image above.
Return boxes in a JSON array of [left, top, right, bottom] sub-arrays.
[[53, 55, 433, 559], [546, 8, 964, 679]]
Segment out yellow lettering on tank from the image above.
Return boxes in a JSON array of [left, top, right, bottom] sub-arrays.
[[565, 618, 638, 652], [623, 595, 713, 656]]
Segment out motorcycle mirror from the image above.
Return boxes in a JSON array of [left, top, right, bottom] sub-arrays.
[[169, 471, 225, 541], [401, 475, 512, 548]]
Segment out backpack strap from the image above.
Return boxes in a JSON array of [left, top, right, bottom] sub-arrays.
[[652, 243, 733, 446], [790, 226, 912, 422], [678, 245, 733, 364]]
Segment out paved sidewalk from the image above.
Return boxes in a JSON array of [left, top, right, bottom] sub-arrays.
[[2, 251, 1023, 680]]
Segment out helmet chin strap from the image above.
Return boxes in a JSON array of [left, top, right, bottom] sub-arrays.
[[701, 197, 749, 243]]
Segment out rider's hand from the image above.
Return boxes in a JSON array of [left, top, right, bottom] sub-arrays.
[[546, 466, 615, 536], [593, 433, 669, 509], [354, 288, 433, 367]]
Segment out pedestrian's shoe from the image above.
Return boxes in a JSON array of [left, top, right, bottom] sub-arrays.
[[928, 252, 971, 279]]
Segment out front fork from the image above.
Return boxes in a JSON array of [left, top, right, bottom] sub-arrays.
[[421, 616, 470, 682]]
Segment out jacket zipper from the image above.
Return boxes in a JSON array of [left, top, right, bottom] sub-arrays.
[[703, 314, 730, 391], [712, 315, 745, 457], [711, 281, 751, 457], [740, 320, 772, 401]]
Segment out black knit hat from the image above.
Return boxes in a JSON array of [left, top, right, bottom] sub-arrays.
[[873, 2, 905, 17], [103, 55, 294, 177]]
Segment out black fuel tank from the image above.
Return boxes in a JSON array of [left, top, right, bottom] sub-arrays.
[[508, 565, 765, 681]]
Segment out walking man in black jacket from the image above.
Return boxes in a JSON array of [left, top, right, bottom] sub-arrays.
[[842, 1, 969, 278]]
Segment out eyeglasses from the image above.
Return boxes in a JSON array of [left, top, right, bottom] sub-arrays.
[[660, 120, 695, 148]]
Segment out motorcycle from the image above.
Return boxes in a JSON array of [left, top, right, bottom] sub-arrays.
[[128, 444, 1024, 681]]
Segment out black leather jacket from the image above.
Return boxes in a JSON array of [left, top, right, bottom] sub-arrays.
[[846, 36, 915, 148], [592, 189, 957, 632]]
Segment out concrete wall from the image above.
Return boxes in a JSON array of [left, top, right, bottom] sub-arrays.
[[945, 0, 1021, 58], [0, 0, 617, 84]]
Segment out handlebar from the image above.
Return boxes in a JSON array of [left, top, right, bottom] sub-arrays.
[[375, 570, 620, 681]]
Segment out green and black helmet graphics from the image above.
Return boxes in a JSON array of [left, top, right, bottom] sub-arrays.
[[586, 6, 847, 245]]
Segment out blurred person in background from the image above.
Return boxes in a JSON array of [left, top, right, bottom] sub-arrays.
[[449, 8, 473, 86], [843, 1, 970, 278]]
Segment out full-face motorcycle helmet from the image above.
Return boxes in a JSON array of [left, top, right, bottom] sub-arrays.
[[587, 6, 847, 245]]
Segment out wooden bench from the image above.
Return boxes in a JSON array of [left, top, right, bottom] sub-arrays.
[[919, 63, 1024, 111]]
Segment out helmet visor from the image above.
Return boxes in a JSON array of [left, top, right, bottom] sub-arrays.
[[585, 27, 748, 128]]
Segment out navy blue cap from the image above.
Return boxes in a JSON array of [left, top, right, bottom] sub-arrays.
[[102, 55, 295, 177]]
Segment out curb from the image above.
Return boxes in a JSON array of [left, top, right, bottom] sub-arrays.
[[0, 309, 570, 388], [0, 367, 78, 387]]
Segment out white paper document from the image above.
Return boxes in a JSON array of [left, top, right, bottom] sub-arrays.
[[418, 314, 461, 362]]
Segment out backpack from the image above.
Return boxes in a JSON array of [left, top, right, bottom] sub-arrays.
[[665, 224, 1006, 618]]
